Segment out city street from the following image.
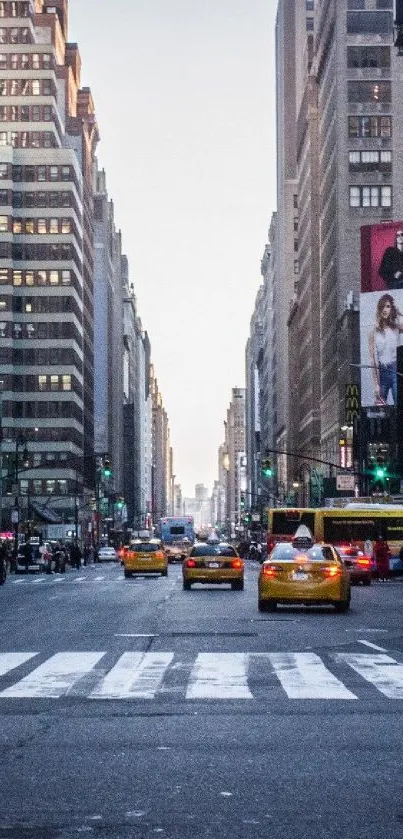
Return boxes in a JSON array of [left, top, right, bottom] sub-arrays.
[[1, 561, 403, 839]]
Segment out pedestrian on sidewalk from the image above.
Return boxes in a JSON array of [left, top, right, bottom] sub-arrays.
[[70, 540, 82, 570], [374, 535, 390, 581]]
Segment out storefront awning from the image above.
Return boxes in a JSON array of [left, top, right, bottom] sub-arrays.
[[30, 501, 62, 524]]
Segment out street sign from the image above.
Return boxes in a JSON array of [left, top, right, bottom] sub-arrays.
[[336, 474, 355, 491], [251, 513, 260, 521]]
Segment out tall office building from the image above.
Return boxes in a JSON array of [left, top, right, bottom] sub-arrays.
[[274, 0, 401, 496], [0, 0, 98, 527]]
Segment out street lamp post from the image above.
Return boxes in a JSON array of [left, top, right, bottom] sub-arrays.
[[12, 435, 29, 564], [222, 451, 230, 538]]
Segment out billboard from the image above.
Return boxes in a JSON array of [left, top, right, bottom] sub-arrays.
[[361, 221, 403, 293], [359, 288, 403, 407]]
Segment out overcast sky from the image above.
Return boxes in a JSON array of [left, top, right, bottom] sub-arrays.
[[68, 0, 278, 497]]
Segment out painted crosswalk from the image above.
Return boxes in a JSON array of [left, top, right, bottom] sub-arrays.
[[0, 651, 403, 700]]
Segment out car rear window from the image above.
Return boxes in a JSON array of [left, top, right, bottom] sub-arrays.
[[131, 542, 160, 553], [190, 544, 237, 557], [270, 545, 335, 562]]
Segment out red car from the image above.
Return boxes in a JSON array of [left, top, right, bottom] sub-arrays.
[[335, 545, 372, 586]]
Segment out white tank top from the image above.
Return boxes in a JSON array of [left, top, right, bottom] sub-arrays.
[[375, 327, 398, 365]]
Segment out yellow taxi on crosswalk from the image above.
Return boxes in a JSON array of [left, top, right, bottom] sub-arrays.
[[122, 539, 168, 578], [258, 525, 350, 612], [182, 541, 244, 590]]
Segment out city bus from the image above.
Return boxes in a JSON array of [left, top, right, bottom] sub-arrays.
[[267, 504, 403, 569], [158, 516, 195, 562]]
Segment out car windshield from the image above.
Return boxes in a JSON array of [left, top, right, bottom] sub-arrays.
[[131, 542, 160, 553], [190, 544, 237, 557], [270, 544, 335, 562]]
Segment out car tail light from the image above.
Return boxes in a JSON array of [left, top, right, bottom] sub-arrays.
[[262, 564, 278, 577], [357, 557, 371, 567], [231, 558, 243, 569], [323, 565, 342, 578], [185, 558, 196, 568]]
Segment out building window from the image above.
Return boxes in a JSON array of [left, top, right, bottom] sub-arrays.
[[62, 375, 71, 391], [348, 114, 391, 137], [349, 185, 392, 207], [0, 214, 7, 231], [347, 12, 393, 34], [347, 45, 390, 68], [348, 149, 392, 172], [348, 80, 391, 103]]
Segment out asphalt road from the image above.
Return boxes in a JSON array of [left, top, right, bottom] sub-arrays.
[[1, 560, 403, 839]]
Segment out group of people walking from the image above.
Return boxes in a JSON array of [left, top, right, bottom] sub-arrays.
[[0, 539, 98, 578]]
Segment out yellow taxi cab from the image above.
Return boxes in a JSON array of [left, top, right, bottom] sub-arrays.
[[258, 525, 350, 612], [122, 539, 168, 578], [182, 541, 244, 590]]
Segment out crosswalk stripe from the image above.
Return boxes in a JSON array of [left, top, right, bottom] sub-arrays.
[[90, 652, 174, 699], [186, 653, 253, 699], [0, 652, 38, 677], [0, 652, 105, 698], [268, 652, 357, 699], [0, 651, 403, 700], [334, 653, 403, 699]]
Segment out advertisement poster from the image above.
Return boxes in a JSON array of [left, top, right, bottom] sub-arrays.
[[361, 221, 403, 293], [359, 289, 403, 407]]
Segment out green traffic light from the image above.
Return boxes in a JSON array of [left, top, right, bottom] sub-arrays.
[[375, 466, 386, 479]]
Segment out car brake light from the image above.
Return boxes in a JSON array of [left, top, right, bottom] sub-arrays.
[[323, 565, 342, 578], [185, 559, 196, 568], [262, 564, 278, 577], [267, 539, 276, 553], [357, 557, 370, 567], [231, 558, 243, 569]]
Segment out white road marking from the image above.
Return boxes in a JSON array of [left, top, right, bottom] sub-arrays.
[[31, 578, 45, 584], [93, 576, 106, 581], [335, 653, 403, 698], [0, 652, 38, 677], [90, 652, 174, 699], [0, 652, 105, 698], [114, 634, 158, 638], [358, 640, 387, 652], [186, 652, 253, 699], [269, 652, 357, 699], [74, 577, 87, 583]]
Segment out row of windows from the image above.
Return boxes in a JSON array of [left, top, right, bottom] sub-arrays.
[[0, 2, 30, 16], [10, 402, 82, 421], [0, 78, 54, 96], [349, 185, 392, 207], [0, 321, 79, 339], [0, 27, 31, 43], [0, 163, 74, 182], [0, 130, 57, 148], [0, 242, 78, 262], [346, 12, 393, 35], [348, 149, 391, 171], [18, 480, 71, 498], [1, 297, 78, 315], [0, 52, 52, 70], [0, 268, 73, 286], [347, 46, 390, 69], [1, 217, 74, 234], [38, 374, 72, 391], [9, 191, 75, 210], [347, 1, 393, 9], [0, 104, 53, 121], [0, 347, 81, 366], [348, 115, 391, 137], [1, 424, 82, 447], [348, 81, 391, 103]]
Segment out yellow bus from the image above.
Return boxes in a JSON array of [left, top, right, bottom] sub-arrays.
[[267, 504, 403, 567]]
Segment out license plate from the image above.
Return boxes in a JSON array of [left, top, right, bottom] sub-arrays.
[[138, 554, 151, 560], [292, 571, 309, 581], [207, 562, 220, 568]]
